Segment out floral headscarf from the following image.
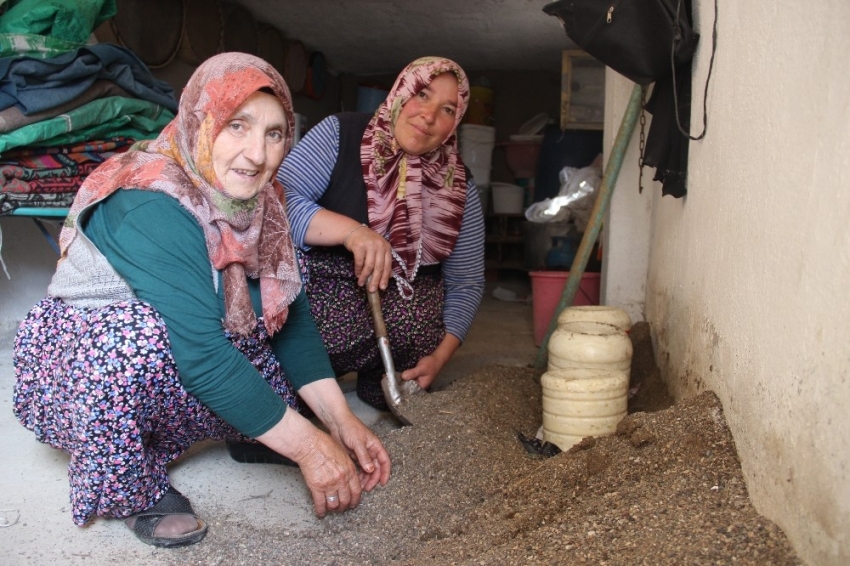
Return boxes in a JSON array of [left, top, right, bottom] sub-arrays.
[[361, 57, 470, 296], [59, 52, 301, 336]]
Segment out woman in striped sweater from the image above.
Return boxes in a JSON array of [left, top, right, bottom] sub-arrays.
[[277, 57, 485, 410]]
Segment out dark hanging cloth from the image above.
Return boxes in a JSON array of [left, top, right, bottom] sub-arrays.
[[641, 0, 698, 199], [541, 0, 704, 198], [642, 59, 693, 199]]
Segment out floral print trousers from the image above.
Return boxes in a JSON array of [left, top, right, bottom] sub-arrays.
[[299, 249, 446, 406], [13, 297, 301, 526]]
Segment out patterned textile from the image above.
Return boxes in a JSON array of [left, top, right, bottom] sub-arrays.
[[59, 53, 301, 337], [361, 57, 470, 295], [0, 189, 74, 214], [356, 372, 390, 411], [2, 136, 131, 159], [12, 296, 305, 526], [300, 249, 445, 388], [0, 136, 132, 194]]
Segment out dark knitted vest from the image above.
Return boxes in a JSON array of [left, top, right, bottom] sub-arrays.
[[318, 112, 371, 224]]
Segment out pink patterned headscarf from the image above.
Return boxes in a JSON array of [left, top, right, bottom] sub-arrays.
[[59, 52, 301, 336], [361, 57, 470, 296]]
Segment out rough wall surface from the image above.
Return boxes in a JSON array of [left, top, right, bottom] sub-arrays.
[[608, 1, 850, 563]]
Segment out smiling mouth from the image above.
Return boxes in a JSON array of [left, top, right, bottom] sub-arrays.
[[411, 125, 431, 137]]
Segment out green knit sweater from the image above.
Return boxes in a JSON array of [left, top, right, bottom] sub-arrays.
[[83, 189, 334, 438]]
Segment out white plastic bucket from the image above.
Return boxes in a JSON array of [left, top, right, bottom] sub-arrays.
[[468, 165, 491, 189], [459, 123, 496, 144], [547, 320, 633, 373], [476, 184, 490, 216], [459, 124, 495, 187], [490, 182, 524, 214], [557, 305, 632, 332], [541, 367, 629, 451]]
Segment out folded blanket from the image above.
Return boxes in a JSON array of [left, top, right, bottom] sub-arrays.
[[0, 42, 177, 114], [0, 95, 173, 154], [0, 79, 129, 132]]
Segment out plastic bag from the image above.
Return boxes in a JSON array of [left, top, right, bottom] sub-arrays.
[[524, 160, 602, 231]]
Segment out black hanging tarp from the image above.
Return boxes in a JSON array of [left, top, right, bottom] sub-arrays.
[[543, 0, 702, 197]]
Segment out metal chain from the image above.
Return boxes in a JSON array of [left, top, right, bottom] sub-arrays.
[[638, 86, 647, 194]]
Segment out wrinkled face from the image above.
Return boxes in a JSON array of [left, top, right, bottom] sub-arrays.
[[393, 72, 459, 156], [212, 90, 288, 200]]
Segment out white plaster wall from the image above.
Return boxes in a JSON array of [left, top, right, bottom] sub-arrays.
[[601, 74, 653, 324], [607, 0, 850, 563]]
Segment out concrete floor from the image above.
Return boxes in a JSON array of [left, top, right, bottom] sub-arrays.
[[0, 276, 537, 565]]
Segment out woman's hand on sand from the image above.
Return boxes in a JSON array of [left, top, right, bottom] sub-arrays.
[[256, 407, 362, 517], [295, 426, 364, 517], [295, 378, 392, 497], [325, 409, 391, 492]]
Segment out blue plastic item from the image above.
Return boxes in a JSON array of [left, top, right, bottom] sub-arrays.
[[356, 85, 389, 113], [545, 235, 580, 269]]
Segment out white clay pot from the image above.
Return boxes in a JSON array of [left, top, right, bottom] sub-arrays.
[[548, 320, 633, 373], [556, 305, 632, 332], [541, 367, 629, 451]]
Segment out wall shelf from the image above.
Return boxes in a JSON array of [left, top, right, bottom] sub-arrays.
[[560, 49, 605, 131], [485, 213, 527, 271]]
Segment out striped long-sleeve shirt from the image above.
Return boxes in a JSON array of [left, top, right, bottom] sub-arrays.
[[278, 114, 485, 341]]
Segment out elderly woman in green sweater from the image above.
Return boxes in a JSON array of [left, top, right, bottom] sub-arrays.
[[12, 53, 390, 549]]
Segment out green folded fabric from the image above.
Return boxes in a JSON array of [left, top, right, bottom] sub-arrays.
[[0, 95, 173, 155], [0, 0, 115, 46]]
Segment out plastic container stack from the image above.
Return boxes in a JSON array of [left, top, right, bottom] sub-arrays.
[[540, 307, 633, 451], [459, 124, 496, 215]]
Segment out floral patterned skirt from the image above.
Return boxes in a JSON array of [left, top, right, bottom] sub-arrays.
[[12, 297, 302, 526], [300, 249, 446, 395]]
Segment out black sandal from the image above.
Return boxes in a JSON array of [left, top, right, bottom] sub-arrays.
[[226, 440, 299, 467], [125, 486, 208, 548]]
